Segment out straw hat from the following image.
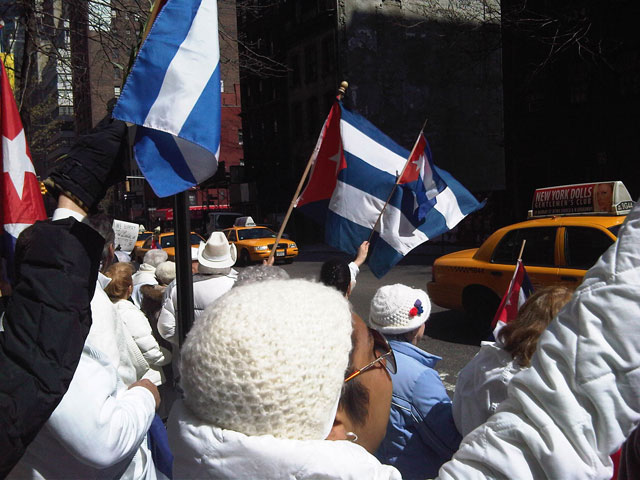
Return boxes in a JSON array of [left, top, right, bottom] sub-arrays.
[[198, 232, 237, 269]]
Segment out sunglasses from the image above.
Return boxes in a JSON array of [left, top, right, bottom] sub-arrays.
[[344, 328, 397, 383]]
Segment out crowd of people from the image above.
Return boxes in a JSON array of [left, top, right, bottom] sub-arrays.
[[1, 118, 640, 480]]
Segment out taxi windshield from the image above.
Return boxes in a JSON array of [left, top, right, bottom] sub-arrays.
[[238, 228, 276, 240], [609, 225, 622, 238]]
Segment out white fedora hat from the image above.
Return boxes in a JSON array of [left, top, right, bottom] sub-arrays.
[[198, 232, 237, 269]]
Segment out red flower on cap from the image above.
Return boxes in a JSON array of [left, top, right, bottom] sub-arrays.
[[409, 307, 418, 317]]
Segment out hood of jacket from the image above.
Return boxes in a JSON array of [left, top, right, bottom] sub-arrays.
[[388, 339, 441, 369], [167, 400, 401, 480]]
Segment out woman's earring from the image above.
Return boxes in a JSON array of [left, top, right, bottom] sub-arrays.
[[345, 431, 358, 443]]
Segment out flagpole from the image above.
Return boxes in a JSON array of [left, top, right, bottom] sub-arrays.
[[367, 118, 429, 243], [517, 239, 527, 261], [266, 81, 349, 263]]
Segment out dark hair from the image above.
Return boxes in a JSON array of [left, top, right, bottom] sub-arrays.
[[320, 260, 351, 296], [338, 315, 370, 426], [499, 286, 573, 367], [85, 213, 115, 266]]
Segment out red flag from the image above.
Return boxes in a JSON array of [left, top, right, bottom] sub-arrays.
[[1, 59, 47, 277], [296, 101, 345, 208], [491, 259, 534, 331]]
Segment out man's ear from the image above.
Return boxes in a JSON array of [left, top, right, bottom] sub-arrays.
[[326, 406, 350, 441]]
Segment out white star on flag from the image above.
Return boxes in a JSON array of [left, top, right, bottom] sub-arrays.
[[3, 129, 36, 200]]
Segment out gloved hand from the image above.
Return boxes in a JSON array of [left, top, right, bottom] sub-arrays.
[[44, 117, 128, 212]]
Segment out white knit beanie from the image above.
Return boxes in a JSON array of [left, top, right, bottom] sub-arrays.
[[180, 279, 353, 440], [368, 284, 431, 334]]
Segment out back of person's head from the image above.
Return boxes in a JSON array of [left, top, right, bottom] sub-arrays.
[[368, 284, 431, 335], [180, 279, 352, 440], [85, 213, 115, 269], [155, 261, 176, 285], [103, 262, 134, 301], [320, 259, 351, 296], [143, 249, 168, 267], [234, 265, 290, 287], [499, 285, 573, 367]]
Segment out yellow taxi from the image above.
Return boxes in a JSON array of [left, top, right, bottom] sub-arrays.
[[427, 182, 633, 323], [223, 217, 298, 265], [135, 231, 153, 249], [134, 232, 205, 262]]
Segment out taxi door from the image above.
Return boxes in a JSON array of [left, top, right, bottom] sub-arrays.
[[557, 226, 617, 290]]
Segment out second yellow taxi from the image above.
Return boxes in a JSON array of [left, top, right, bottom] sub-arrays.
[[223, 217, 298, 265]]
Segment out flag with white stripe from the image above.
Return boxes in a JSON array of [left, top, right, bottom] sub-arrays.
[[297, 101, 484, 278], [491, 259, 534, 337], [113, 0, 221, 197]]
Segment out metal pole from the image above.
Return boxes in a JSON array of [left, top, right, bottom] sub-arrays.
[[174, 191, 195, 346]]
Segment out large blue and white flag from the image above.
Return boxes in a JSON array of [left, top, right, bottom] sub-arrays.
[[297, 101, 484, 278], [113, 0, 221, 197]]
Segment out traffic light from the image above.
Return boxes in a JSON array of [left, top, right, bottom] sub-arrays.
[[40, 181, 47, 195]]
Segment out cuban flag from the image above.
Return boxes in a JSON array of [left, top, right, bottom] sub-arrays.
[[399, 132, 447, 222], [491, 259, 534, 337], [0, 60, 46, 280], [297, 101, 484, 278], [113, 0, 221, 198]]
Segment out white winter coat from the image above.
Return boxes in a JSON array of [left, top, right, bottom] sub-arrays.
[[167, 400, 401, 479], [9, 343, 157, 479], [114, 299, 171, 386], [157, 271, 236, 345], [452, 340, 523, 437], [131, 265, 158, 308], [437, 201, 640, 479]]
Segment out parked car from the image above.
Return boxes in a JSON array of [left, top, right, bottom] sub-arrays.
[[135, 231, 153, 250], [134, 232, 205, 262], [427, 181, 633, 329]]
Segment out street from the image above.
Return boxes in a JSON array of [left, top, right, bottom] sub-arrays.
[[239, 258, 481, 398]]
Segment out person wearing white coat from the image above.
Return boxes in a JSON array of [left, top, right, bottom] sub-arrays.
[[9, 208, 160, 480], [157, 232, 237, 346], [105, 262, 172, 386], [436, 200, 640, 479]]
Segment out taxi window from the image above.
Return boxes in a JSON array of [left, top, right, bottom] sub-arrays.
[[161, 235, 175, 249], [142, 237, 153, 249], [190, 233, 203, 245], [564, 227, 614, 269], [227, 230, 237, 241], [492, 227, 556, 266]]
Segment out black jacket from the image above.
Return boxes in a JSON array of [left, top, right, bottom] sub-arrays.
[[0, 218, 102, 477]]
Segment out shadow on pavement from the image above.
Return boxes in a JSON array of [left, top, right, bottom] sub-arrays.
[[426, 310, 484, 346]]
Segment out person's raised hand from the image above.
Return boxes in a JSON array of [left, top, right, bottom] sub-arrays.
[[44, 117, 129, 212], [354, 241, 370, 267]]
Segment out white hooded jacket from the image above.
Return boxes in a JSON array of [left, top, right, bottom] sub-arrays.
[[437, 201, 640, 479]]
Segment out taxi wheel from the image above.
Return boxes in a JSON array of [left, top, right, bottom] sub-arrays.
[[462, 286, 501, 337], [240, 249, 251, 266]]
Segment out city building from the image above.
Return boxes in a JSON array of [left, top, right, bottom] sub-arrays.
[[237, 0, 504, 242]]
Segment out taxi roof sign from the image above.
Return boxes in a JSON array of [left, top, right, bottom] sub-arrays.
[[530, 181, 633, 218], [234, 216, 257, 227]]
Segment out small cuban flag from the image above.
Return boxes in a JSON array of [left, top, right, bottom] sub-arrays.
[[113, 0, 221, 198], [0, 59, 47, 282]]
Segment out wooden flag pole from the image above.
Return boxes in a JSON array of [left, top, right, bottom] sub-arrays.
[[366, 118, 429, 243], [517, 239, 527, 261], [267, 81, 349, 263]]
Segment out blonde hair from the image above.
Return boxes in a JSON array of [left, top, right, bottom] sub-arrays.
[[104, 262, 135, 301], [498, 286, 573, 367]]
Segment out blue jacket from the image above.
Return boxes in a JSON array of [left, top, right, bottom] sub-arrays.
[[375, 340, 461, 479]]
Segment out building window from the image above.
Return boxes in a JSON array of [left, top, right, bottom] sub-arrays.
[[114, 86, 121, 97], [220, 79, 224, 92], [59, 105, 74, 116], [238, 130, 243, 145], [304, 44, 318, 84]]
